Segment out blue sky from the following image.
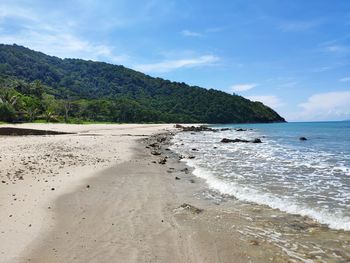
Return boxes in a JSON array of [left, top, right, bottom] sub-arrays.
[[1, 0, 350, 121]]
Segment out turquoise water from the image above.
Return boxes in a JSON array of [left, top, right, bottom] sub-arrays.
[[171, 121, 350, 230]]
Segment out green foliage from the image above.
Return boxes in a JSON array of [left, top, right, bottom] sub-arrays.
[[0, 103, 16, 122], [0, 44, 285, 123]]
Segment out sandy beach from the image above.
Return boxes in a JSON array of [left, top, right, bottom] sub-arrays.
[[0, 123, 175, 262], [2, 123, 341, 263]]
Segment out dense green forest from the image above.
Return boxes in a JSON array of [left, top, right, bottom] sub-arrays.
[[0, 44, 285, 123]]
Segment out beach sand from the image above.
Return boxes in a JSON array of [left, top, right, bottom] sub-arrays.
[[0, 124, 299, 263]]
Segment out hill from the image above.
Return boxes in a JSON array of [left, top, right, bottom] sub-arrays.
[[0, 44, 285, 123]]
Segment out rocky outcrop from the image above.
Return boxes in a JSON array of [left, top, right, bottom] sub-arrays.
[[175, 125, 217, 132], [221, 138, 262, 143]]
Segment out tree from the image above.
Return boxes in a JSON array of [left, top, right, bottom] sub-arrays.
[[59, 99, 71, 123], [42, 94, 58, 122], [22, 96, 40, 122], [0, 103, 16, 122], [0, 88, 19, 122]]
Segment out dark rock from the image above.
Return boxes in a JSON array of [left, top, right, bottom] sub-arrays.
[[189, 179, 195, 183], [221, 138, 249, 143], [220, 128, 231, 131], [174, 124, 184, 128], [51, 188, 55, 191], [252, 138, 262, 143], [86, 185, 90, 189], [192, 148, 198, 151], [175, 177, 180, 180], [299, 137, 307, 141], [235, 128, 247, 131], [157, 137, 166, 143], [159, 158, 167, 165], [188, 155, 195, 159], [221, 138, 262, 143], [151, 151, 161, 156], [149, 143, 159, 148], [181, 125, 217, 132]]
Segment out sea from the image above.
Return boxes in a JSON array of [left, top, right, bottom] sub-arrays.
[[171, 121, 350, 232]]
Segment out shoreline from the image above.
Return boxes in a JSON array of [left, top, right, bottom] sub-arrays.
[[17, 127, 292, 263], [1, 124, 349, 262], [170, 128, 350, 262]]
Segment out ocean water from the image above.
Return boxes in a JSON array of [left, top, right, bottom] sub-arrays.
[[171, 121, 350, 231]]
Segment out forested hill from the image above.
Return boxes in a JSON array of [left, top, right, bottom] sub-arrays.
[[0, 44, 285, 123]]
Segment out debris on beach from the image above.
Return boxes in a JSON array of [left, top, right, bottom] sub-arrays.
[[181, 168, 189, 174], [179, 203, 203, 214], [151, 151, 161, 156], [249, 240, 260, 246]]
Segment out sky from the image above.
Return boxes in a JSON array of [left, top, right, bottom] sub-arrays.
[[0, 0, 350, 121]]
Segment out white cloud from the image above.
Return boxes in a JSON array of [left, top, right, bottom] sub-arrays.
[[231, 83, 257, 92], [280, 21, 319, 32], [340, 77, 350, 82], [0, 4, 38, 22], [312, 66, 333, 73], [133, 55, 219, 73], [181, 30, 202, 37], [0, 2, 129, 64], [278, 81, 297, 88], [324, 45, 349, 53], [298, 91, 350, 121], [246, 95, 284, 109], [0, 30, 128, 64]]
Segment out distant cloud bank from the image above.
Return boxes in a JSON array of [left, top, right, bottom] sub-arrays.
[[133, 55, 219, 73], [231, 83, 257, 92], [246, 95, 284, 109], [298, 91, 350, 120], [181, 30, 202, 37]]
